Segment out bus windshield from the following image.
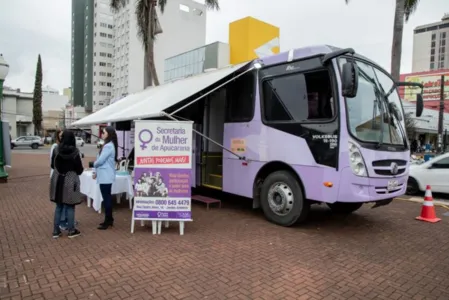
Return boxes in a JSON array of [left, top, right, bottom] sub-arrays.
[[339, 58, 406, 146]]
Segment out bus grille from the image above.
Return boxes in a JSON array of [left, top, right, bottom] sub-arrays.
[[372, 159, 407, 176], [372, 159, 407, 167]]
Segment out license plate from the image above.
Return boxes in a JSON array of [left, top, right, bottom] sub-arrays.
[[387, 180, 399, 191]]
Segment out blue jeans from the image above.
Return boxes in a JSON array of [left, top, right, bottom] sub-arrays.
[[54, 203, 75, 232], [60, 206, 68, 224], [60, 206, 78, 228], [99, 184, 113, 221]]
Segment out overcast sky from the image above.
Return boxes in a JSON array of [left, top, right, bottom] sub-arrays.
[[0, 0, 446, 93]]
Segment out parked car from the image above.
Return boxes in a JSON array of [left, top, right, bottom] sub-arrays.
[[97, 139, 104, 149], [407, 152, 449, 195], [44, 136, 53, 144], [11, 136, 44, 149], [76, 137, 84, 147]]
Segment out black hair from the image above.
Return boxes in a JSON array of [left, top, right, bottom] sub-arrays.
[[60, 130, 76, 148], [102, 126, 118, 162], [55, 129, 62, 144]]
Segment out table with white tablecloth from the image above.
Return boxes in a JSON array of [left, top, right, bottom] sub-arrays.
[[79, 170, 134, 213]]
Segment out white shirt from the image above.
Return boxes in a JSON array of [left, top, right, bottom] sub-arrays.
[[50, 143, 57, 177]]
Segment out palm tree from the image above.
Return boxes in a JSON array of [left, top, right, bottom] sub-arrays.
[[110, 0, 219, 87], [345, 0, 420, 81]]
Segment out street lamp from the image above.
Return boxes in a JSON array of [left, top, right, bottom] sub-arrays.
[[0, 54, 10, 182]]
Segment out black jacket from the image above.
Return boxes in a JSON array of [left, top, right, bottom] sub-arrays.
[[51, 145, 84, 175], [50, 145, 84, 205]]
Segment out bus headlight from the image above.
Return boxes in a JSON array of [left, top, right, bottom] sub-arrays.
[[348, 142, 367, 177]]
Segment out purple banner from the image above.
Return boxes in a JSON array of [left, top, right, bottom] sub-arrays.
[[134, 210, 191, 220], [133, 167, 191, 198], [133, 121, 193, 223]]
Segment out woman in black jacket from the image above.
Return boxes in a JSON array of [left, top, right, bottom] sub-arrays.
[[50, 130, 84, 239]]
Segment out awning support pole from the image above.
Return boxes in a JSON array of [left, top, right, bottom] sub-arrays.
[[169, 65, 254, 117], [161, 112, 246, 161]]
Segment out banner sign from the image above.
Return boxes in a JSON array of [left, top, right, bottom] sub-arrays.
[[132, 120, 193, 221], [401, 72, 449, 102]]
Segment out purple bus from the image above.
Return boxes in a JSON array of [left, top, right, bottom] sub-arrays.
[[176, 46, 424, 226], [75, 45, 424, 227]]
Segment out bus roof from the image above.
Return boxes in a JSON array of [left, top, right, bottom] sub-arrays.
[[73, 45, 380, 127], [260, 44, 377, 69]]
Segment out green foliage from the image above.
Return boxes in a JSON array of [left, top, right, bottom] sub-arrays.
[[404, 0, 420, 21], [32, 55, 43, 135]]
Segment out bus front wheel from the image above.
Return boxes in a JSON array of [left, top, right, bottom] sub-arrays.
[[327, 202, 363, 214], [260, 171, 309, 227]]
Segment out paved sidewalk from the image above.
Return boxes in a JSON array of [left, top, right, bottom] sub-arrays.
[[1, 154, 449, 300]]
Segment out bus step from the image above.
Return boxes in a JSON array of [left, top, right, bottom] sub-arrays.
[[192, 195, 221, 210]]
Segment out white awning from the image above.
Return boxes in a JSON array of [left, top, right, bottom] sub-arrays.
[[72, 63, 250, 126]]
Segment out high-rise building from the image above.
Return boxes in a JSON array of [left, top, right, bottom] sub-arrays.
[[71, 0, 89, 109], [112, 0, 206, 98], [71, 0, 114, 113], [412, 14, 449, 72], [92, 0, 115, 111]]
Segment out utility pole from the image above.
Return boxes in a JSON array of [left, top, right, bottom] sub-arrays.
[[438, 75, 445, 153], [445, 129, 448, 152]]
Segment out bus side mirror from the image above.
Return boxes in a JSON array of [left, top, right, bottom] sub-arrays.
[[416, 93, 424, 117], [341, 62, 359, 98]]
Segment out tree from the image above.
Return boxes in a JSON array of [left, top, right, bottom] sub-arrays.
[[110, 0, 219, 87], [32, 55, 43, 135], [345, 0, 420, 81], [404, 112, 417, 141]]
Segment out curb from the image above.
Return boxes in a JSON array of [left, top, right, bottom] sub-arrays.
[[395, 197, 449, 210]]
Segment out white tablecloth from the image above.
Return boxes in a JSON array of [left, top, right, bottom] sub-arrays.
[[79, 170, 134, 212]]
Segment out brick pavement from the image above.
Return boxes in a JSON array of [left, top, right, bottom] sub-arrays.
[[1, 153, 449, 300]]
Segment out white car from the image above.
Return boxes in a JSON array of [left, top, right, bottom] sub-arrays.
[[75, 137, 84, 147], [407, 152, 449, 195], [11, 136, 44, 149]]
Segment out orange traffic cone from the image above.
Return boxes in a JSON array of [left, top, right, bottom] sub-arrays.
[[416, 185, 441, 223]]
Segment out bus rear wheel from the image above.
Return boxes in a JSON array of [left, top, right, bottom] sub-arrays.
[[327, 202, 363, 214], [260, 171, 309, 227]]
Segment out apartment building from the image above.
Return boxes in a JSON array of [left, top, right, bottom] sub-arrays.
[[112, 0, 207, 98], [71, 0, 114, 113], [92, 0, 115, 111], [412, 14, 449, 72]]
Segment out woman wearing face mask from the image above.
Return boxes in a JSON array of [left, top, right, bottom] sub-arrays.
[[93, 126, 118, 230], [50, 130, 84, 238]]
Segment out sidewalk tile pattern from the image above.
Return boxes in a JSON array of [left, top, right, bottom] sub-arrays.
[[1, 154, 449, 299]]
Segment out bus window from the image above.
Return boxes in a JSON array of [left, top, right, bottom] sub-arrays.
[[263, 70, 334, 122], [225, 71, 255, 122]]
